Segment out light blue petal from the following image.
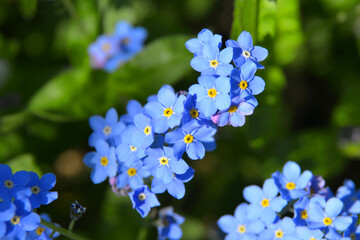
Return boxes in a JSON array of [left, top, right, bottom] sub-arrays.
[[186, 141, 205, 160], [217, 215, 237, 233], [91, 166, 107, 184], [173, 142, 187, 160], [89, 116, 105, 131], [252, 46, 268, 61], [105, 108, 118, 126], [168, 224, 183, 239], [21, 212, 41, 231], [243, 185, 263, 204], [199, 97, 217, 116], [95, 140, 109, 156], [188, 84, 207, 101], [203, 44, 219, 60], [151, 178, 166, 194], [283, 161, 301, 182], [248, 76, 265, 95], [167, 179, 185, 199], [240, 61, 257, 81], [185, 38, 202, 54], [215, 76, 231, 93], [332, 216, 353, 231], [216, 64, 233, 76], [144, 102, 164, 119], [237, 31, 253, 50], [296, 170, 313, 188], [158, 86, 176, 108], [261, 207, 276, 225], [229, 111, 245, 127], [270, 197, 287, 212], [198, 28, 213, 42], [325, 197, 343, 218], [190, 56, 209, 72], [170, 159, 189, 175], [215, 94, 231, 111], [218, 47, 233, 63], [247, 220, 265, 234], [234, 203, 248, 220], [152, 117, 169, 134], [198, 75, 215, 89]]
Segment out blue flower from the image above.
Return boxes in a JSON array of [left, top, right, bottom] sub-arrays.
[[27, 172, 58, 209], [306, 175, 333, 199], [243, 178, 287, 226], [143, 147, 189, 184], [0, 188, 15, 221], [120, 100, 143, 125], [189, 75, 231, 117], [165, 121, 215, 160], [230, 61, 265, 98], [129, 186, 160, 218], [343, 216, 360, 240], [27, 213, 60, 240], [0, 164, 31, 200], [151, 167, 194, 199], [157, 207, 185, 240], [295, 227, 324, 240], [293, 196, 310, 226], [132, 113, 155, 148], [144, 86, 186, 133], [307, 197, 353, 239], [336, 179, 360, 215], [190, 44, 233, 76], [116, 160, 150, 190], [226, 31, 268, 69], [258, 217, 296, 240], [185, 28, 222, 56], [114, 21, 147, 55], [115, 125, 146, 166], [88, 35, 118, 69], [83, 140, 118, 184], [217, 203, 265, 240], [272, 161, 313, 201], [88, 108, 126, 147]]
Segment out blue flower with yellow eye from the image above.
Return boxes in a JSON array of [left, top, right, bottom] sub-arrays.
[[116, 160, 150, 190], [151, 167, 194, 200], [258, 217, 296, 240], [156, 207, 185, 240], [226, 31, 268, 69], [83, 140, 118, 184], [144, 86, 186, 133], [230, 61, 265, 98], [185, 28, 222, 56], [88, 35, 118, 69], [189, 75, 231, 117], [272, 161, 313, 201], [182, 94, 209, 125], [27, 172, 58, 209], [88, 108, 126, 147], [143, 147, 189, 184], [120, 100, 143, 125], [129, 186, 160, 218], [132, 113, 155, 148], [0, 164, 31, 200], [336, 179, 360, 215], [165, 121, 215, 160], [190, 43, 233, 76], [27, 213, 60, 240]]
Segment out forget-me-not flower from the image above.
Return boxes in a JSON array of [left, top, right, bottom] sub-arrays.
[[156, 206, 185, 240], [185, 28, 222, 56], [116, 160, 150, 190], [27, 172, 58, 209], [129, 186, 160, 218]]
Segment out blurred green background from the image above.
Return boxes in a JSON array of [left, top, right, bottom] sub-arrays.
[[1, 0, 360, 239]]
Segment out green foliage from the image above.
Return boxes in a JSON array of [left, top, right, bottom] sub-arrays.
[[19, 0, 37, 19], [231, 0, 258, 41], [6, 153, 42, 175]]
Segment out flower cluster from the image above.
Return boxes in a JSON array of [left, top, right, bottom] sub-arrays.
[[0, 164, 58, 240], [218, 161, 360, 240], [88, 21, 147, 72], [83, 28, 268, 228]]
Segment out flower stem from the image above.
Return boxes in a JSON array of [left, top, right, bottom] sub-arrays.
[[41, 219, 89, 240]]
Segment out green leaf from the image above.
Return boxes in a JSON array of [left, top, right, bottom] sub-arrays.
[[103, 7, 137, 34], [0, 133, 24, 162], [258, 0, 277, 41], [19, 0, 37, 19], [231, 0, 258, 41], [6, 153, 42, 175]]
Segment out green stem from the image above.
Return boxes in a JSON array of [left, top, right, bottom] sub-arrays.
[[136, 227, 148, 240], [60, 0, 88, 36], [41, 219, 89, 240], [68, 220, 75, 231]]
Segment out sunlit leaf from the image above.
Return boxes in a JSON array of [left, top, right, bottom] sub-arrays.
[[231, 0, 258, 41], [6, 153, 42, 175]]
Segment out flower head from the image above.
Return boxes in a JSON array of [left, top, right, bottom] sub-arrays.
[[156, 207, 185, 240], [129, 186, 160, 218]]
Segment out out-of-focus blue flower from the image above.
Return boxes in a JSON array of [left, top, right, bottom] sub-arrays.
[[120, 100, 143, 125], [116, 160, 150, 190], [115, 125, 146, 166], [258, 217, 297, 240], [272, 161, 313, 201], [218, 203, 265, 240], [165, 121, 215, 160], [189, 75, 231, 117], [226, 31, 268, 69], [88, 108, 125, 147], [143, 147, 189, 184], [27, 213, 60, 240], [129, 186, 160, 218], [190, 44, 233, 76], [295, 227, 324, 240], [83, 140, 118, 184], [88, 35, 118, 69], [230, 61, 265, 98], [307, 197, 353, 239], [144, 86, 186, 133], [156, 207, 185, 240], [114, 21, 147, 55], [132, 113, 155, 148], [27, 172, 58, 209], [4, 200, 41, 240], [0, 164, 31, 200], [185, 28, 222, 56], [151, 167, 194, 199], [307, 175, 333, 199], [336, 179, 360, 215], [243, 178, 287, 226], [343, 216, 360, 240]]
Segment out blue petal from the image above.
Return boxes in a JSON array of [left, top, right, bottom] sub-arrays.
[[91, 166, 107, 184], [252, 46, 268, 61], [217, 215, 237, 233], [216, 64, 233, 76], [218, 112, 230, 127], [151, 178, 166, 193], [170, 159, 189, 175], [325, 197, 343, 218], [234, 203, 247, 220], [198, 75, 215, 89], [333, 216, 353, 231], [144, 102, 164, 119], [296, 170, 313, 188], [203, 44, 219, 60], [215, 94, 231, 111], [185, 38, 202, 54], [167, 179, 185, 199], [237, 31, 253, 50], [152, 117, 169, 134], [215, 76, 231, 93], [12, 171, 30, 186], [158, 86, 176, 108], [89, 116, 105, 131], [186, 141, 205, 160], [190, 56, 209, 72], [168, 224, 183, 239], [240, 61, 257, 81], [263, 178, 278, 199], [243, 185, 263, 204], [229, 111, 245, 127], [173, 142, 186, 159], [105, 108, 118, 126], [198, 28, 213, 42], [199, 97, 217, 116], [21, 212, 41, 231], [95, 140, 109, 156], [38, 173, 56, 191], [188, 84, 207, 101], [225, 39, 240, 48], [283, 161, 301, 182], [218, 47, 233, 64]]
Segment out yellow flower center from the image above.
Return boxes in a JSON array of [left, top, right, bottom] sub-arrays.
[[130, 145, 137, 152], [102, 43, 111, 52], [31, 186, 40, 194], [261, 198, 270, 207], [275, 230, 283, 238], [237, 225, 246, 233], [207, 88, 217, 98], [144, 126, 151, 135], [309, 238, 316, 240], [159, 157, 169, 165], [5, 180, 14, 189], [184, 134, 194, 144], [138, 193, 146, 201], [323, 217, 332, 226], [127, 168, 137, 176], [301, 210, 308, 219], [228, 106, 238, 113], [285, 182, 296, 190], [239, 80, 248, 90], [190, 109, 199, 118], [103, 126, 112, 135], [100, 157, 109, 166], [36, 227, 45, 235], [242, 50, 251, 58], [210, 60, 219, 68], [11, 216, 20, 225], [164, 108, 173, 117]]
